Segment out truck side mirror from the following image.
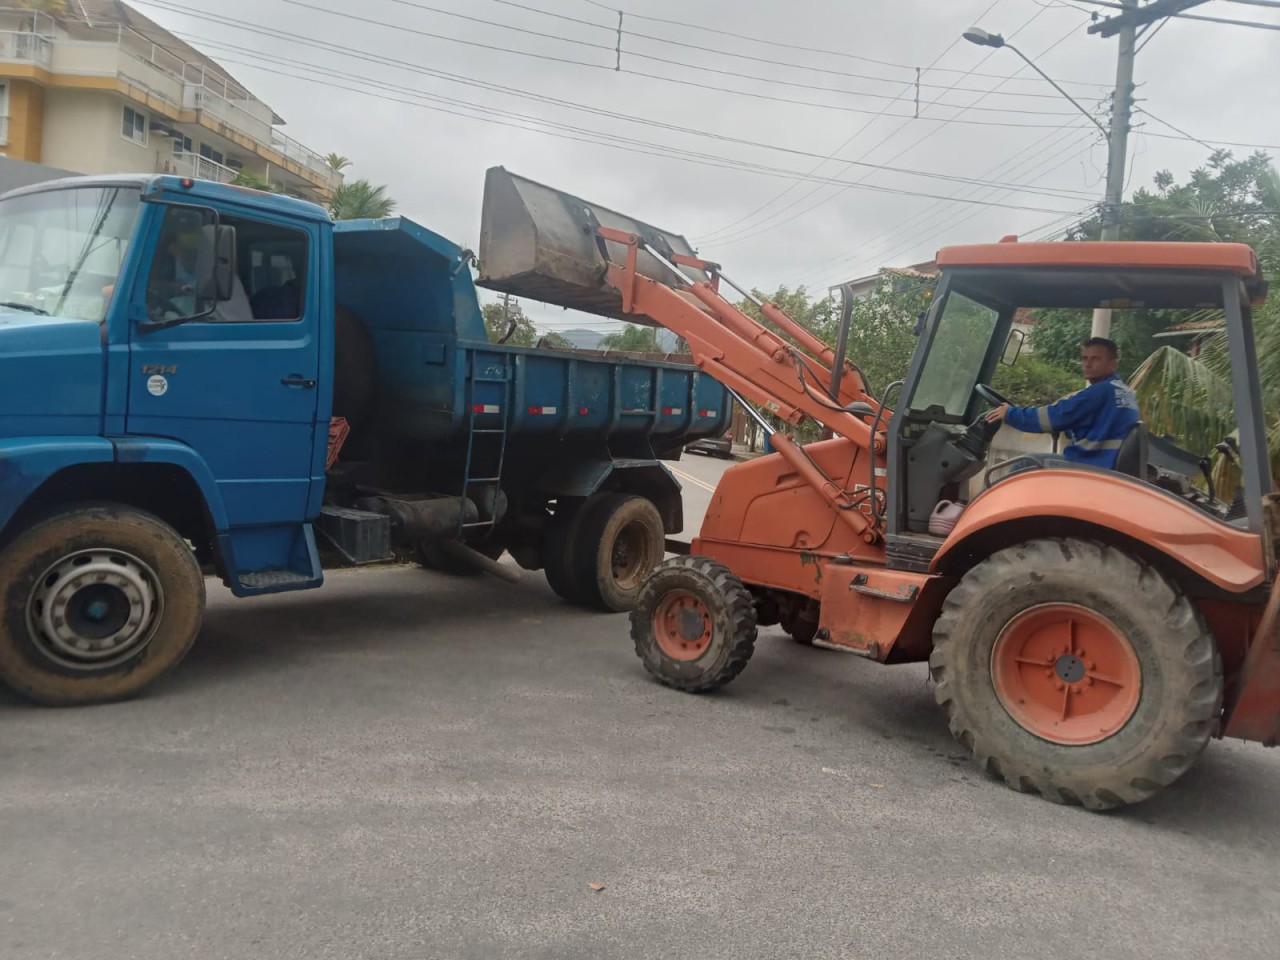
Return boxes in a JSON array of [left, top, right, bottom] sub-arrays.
[[214, 224, 236, 302], [1001, 327, 1026, 365]]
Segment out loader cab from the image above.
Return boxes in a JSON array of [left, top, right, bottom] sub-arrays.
[[887, 240, 1272, 540]]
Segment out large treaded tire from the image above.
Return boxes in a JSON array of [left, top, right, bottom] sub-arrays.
[[0, 504, 205, 706], [630, 556, 758, 692], [929, 538, 1222, 810], [569, 493, 666, 613]]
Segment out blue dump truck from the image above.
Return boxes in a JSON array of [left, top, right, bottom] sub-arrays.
[[0, 174, 730, 705]]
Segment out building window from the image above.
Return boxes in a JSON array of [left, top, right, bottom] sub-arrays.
[[199, 142, 224, 166], [121, 105, 147, 145], [0, 82, 9, 147], [171, 135, 192, 156]]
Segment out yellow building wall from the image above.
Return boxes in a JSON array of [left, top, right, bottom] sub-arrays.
[[6, 80, 44, 162]]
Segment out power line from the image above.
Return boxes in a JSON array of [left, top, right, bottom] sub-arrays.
[[693, 0, 1009, 244], [167, 21, 1097, 203], [199, 44, 1080, 215], [701, 12, 1095, 247], [570, 0, 1108, 86], [253, 0, 1086, 121]]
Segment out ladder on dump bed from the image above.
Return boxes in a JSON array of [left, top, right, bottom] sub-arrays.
[[458, 353, 512, 537]]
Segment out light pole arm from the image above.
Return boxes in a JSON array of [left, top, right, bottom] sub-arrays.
[[1005, 43, 1110, 137]]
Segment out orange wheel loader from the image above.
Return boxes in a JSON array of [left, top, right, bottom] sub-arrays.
[[477, 167, 1280, 810]]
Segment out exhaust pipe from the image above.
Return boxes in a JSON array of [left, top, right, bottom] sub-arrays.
[[476, 166, 708, 322]]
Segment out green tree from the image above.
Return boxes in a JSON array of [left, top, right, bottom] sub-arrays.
[[330, 179, 396, 220], [325, 154, 351, 173], [230, 171, 279, 193], [600, 324, 662, 352], [481, 299, 536, 347], [1029, 308, 1165, 382], [537, 331, 576, 350]]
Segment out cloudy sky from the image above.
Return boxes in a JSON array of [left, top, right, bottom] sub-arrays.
[[133, 0, 1280, 334]]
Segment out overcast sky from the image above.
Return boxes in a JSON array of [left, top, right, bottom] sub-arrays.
[[134, 0, 1280, 334]]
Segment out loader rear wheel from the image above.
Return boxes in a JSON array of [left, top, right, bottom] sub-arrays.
[[570, 493, 665, 612], [631, 556, 758, 692], [929, 538, 1222, 810], [0, 504, 205, 706]]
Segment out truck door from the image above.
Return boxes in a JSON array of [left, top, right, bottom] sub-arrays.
[[125, 202, 321, 526]]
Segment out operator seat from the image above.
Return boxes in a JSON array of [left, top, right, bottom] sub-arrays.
[[1113, 420, 1149, 480]]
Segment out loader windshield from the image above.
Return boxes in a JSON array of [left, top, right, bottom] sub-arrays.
[[910, 291, 1000, 417]]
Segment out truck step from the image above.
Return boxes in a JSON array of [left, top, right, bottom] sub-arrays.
[[316, 505, 393, 564], [466, 476, 502, 483], [238, 569, 321, 590]]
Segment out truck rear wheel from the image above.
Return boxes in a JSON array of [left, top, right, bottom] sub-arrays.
[[541, 502, 586, 604], [570, 493, 665, 612], [929, 538, 1222, 810], [0, 504, 205, 706], [631, 556, 758, 692]]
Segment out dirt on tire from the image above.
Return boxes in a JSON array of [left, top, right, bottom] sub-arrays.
[[929, 537, 1222, 810], [630, 555, 758, 692], [0, 504, 205, 706], [570, 493, 665, 613]]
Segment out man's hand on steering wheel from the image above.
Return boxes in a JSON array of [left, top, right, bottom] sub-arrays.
[[974, 383, 1013, 425]]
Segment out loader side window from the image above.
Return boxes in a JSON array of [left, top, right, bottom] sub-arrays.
[[910, 292, 1000, 418]]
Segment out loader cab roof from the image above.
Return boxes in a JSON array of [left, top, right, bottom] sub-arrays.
[[934, 240, 1266, 310]]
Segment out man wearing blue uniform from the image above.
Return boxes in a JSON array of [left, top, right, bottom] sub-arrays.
[[985, 337, 1138, 469]]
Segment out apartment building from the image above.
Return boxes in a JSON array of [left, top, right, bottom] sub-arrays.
[[0, 1, 339, 199]]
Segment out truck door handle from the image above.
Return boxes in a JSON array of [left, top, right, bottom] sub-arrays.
[[281, 375, 317, 388]]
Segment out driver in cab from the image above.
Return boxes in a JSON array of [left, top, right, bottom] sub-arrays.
[[984, 337, 1138, 469]]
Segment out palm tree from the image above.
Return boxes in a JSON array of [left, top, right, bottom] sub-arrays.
[[325, 153, 351, 173], [329, 179, 396, 220], [1129, 164, 1280, 490]]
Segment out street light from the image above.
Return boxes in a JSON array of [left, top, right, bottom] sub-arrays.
[[963, 25, 1132, 339], [962, 27, 1108, 136]]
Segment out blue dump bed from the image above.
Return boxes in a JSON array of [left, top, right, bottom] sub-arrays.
[[331, 217, 731, 455]]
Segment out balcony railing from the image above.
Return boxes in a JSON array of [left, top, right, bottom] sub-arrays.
[[169, 152, 239, 185], [0, 30, 52, 67]]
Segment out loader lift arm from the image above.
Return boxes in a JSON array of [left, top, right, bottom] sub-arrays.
[[592, 225, 888, 543]]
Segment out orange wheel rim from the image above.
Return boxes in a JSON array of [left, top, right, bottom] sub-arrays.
[[991, 603, 1141, 746], [653, 590, 713, 661]]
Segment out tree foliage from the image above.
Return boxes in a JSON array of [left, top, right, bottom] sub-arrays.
[[536, 330, 576, 350], [481, 299, 537, 347], [599, 324, 662, 352], [330, 179, 396, 220]]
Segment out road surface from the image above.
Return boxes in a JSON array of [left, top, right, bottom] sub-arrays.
[[3, 451, 1279, 960]]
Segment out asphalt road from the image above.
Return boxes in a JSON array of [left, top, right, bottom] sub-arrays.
[[4, 451, 1280, 960]]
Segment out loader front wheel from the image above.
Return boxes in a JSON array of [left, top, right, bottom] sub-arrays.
[[929, 538, 1222, 810], [631, 556, 758, 692], [0, 504, 205, 706]]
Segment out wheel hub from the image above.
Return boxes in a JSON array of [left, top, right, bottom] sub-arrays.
[[26, 549, 163, 671], [991, 603, 1142, 746], [652, 590, 713, 661], [611, 521, 647, 588]]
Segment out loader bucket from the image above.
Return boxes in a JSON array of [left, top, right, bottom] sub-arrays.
[[477, 166, 709, 323]]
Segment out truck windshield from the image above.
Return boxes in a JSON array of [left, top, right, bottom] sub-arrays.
[[910, 291, 1000, 417], [0, 185, 142, 322]]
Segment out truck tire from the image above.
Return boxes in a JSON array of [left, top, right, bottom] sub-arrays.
[[631, 556, 758, 692], [570, 493, 666, 612], [541, 503, 586, 604], [0, 504, 205, 706], [929, 538, 1222, 810]]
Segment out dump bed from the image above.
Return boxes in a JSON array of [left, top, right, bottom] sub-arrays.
[[330, 216, 731, 453]]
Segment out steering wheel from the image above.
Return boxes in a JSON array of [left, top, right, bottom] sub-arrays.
[[146, 287, 189, 320], [974, 382, 1011, 407]]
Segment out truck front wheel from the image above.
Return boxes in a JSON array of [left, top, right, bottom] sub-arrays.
[[0, 504, 205, 706], [929, 538, 1221, 810]]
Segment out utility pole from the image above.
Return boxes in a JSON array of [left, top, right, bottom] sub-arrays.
[[1087, 0, 1209, 338], [1091, 0, 1137, 340]]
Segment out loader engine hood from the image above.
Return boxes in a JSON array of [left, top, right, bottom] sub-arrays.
[[0, 314, 103, 438]]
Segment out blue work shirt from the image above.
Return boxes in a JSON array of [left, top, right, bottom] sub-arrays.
[[1004, 374, 1138, 468]]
